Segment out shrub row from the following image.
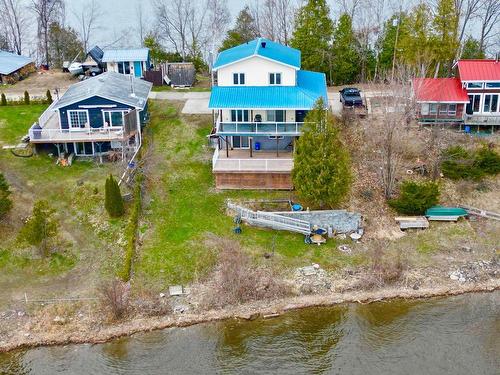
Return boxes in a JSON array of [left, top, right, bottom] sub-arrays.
[[1, 90, 53, 106], [441, 145, 500, 180], [117, 174, 143, 282]]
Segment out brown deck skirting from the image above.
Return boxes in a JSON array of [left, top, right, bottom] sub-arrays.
[[215, 171, 292, 190]]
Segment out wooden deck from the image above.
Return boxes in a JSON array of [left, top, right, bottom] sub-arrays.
[[213, 148, 293, 172]]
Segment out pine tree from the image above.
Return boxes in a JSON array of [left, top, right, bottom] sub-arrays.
[[46, 89, 53, 104], [292, 98, 352, 208], [0, 173, 13, 220], [23, 91, 30, 105], [105, 174, 124, 217], [1, 93, 6, 106], [461, 37, 485, 59], [331, 14, 360, 85], [290, 0, 334, 81], [18, 200, 58, 257], [220, 6, 259, 51], [432, 0, 459, 75]]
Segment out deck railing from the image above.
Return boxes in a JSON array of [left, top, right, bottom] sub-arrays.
[[464, 115, 500, 126], [29, 126, 126, 142], [216, 119, 308, 135], [212, 151, 293, 172]]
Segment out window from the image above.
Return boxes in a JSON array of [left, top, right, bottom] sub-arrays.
[[269, 135, 284, 140], [230, 110, 249, 122], [467, 82, 483, 89], [483, 95, 491, 112], [439, 104, 448, 114], [68, 110, 88, 129], [269, 73, 282, 85], [117, 62, 130, 74], [421, 103, 430, 115], [491, 95, 499, 113], [429, 104, 438, 114], [103, 110, 126, 127], [485, 82, 500, 88], [467, 94, 481, 113], [233, 73, 245, 85], [266, 110, 284, 122], [448, 104, 457, 115]]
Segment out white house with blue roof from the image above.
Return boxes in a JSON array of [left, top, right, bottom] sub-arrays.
[[102, 48, 150, 78], [209, 38, 328, 189]]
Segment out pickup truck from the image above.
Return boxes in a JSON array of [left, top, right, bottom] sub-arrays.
[[339, 87, 367, 117]]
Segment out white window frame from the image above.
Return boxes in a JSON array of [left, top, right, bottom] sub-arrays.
[[439, 104, 448, 115], [102, 109, 128, 127], [67, 109, 89, 130], [467, 82, 483, 89], [269, 72, 282, 85], [421, 103, 430, 115], [448, 104, 457, 115], [429, 104, 438, 115], [233, 72, 245, 85]]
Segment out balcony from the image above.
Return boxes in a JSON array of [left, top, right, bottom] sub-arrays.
[[212, 147, 293, 173], [29, 109, 133, 143], [464, 114, 500, 126], [216, 119, 306, 136]]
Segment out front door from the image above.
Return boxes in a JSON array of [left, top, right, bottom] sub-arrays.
[[133, 61, 142, 77]]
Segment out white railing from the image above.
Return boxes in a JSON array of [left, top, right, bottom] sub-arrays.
[[216, 119, 308, 135], [464, 115, 500, 125], [212, 146, 220, 169], [213, 154, 293, 172], [29, 126, 125, 142], [38, 99, 59, 127]]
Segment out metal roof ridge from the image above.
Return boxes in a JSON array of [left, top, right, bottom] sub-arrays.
[[253, 37, 262, 57]]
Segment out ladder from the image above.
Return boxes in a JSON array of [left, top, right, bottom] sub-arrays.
[[459, 205, 500, 221], [228, 202, 312, 235]]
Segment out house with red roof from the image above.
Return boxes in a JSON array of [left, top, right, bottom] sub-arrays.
[[412, 59, 500, 132]]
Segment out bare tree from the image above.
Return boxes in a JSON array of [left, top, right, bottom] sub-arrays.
[[251, 0, 296, 44], [73, 0, 100, 53], [0, 0, 28, 55], [136, 2, 147, 46], [205, 0, 230, 52], [477, 0, 500, 53], [454, 0, 482, 59], [153, 0, 192, 60], [31, 0, 65, 65]]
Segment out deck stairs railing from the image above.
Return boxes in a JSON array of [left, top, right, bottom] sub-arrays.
[[227, 202, 312, 235]]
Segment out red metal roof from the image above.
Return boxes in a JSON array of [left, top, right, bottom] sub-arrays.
[[413, 78, 469, 103], [457, 59, 500, 81]]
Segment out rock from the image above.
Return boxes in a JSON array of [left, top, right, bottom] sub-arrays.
[[173, 304, 189, 314], [53, 316, 66, 325], [159, 293, 166, 298], [450, 273, 459, 280], [24, 333, 30, 337], [460, 245, 472, 252], [17, 311, 25, 317], [313, 263, 320, 269], [459, 277, 466, 283], [338, 245, 352, 254]]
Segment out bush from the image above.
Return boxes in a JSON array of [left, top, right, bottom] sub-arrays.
[[205, 238, 291, 308], [23, 91, 30, 105], [1, 93, 6, 106], [100, 279, 130, 320], [475, 145, 500, 175], [46, 89, 53, 104], [18, 200, 58, 257], [0, 173, 13, 220], [104, 174, 124, 217], [389, 180, 440, 215]]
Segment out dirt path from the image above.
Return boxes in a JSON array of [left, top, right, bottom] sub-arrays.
[[1, 71, 76, 100]]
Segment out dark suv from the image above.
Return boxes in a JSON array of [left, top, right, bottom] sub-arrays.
[[339, 88, 363, 107]]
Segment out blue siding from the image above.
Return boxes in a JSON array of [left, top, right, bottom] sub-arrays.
[[58, 96, 135, 129]]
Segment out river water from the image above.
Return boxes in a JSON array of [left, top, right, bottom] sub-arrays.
[[1, 292, 499, 374]]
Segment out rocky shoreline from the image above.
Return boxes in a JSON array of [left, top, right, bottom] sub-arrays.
[[1, 278, 498, 354]]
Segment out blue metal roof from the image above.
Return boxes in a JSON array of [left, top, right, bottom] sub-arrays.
[[213, 38, 301, 70], [0, 50, 33, 75], [209, 70, 327, 109], [102, 48, 149, 62]]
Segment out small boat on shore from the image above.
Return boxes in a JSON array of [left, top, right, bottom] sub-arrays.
[[68, 62, 83, 75]]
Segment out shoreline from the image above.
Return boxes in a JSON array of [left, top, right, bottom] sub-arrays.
[[1, 279, 498, 354]]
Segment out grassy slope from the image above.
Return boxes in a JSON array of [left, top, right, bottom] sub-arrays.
[[135, 102, 365, 290], [0, 105, 126, 302]]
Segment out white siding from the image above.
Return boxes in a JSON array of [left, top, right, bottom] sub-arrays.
[[217, 56, 296, 86]]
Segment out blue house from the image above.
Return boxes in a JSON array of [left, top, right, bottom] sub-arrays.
[[30, 72, 152, 157], [102, 48, 150, 78], [209, 38, 328, 189]]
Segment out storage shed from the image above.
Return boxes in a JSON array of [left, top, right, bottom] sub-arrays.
[[0, 50, 36, 84]]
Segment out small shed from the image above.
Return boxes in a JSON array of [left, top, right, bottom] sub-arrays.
[[166, 62, 196, 87], [0, 50, 36, 84]]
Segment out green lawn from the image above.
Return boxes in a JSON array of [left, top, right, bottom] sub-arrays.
[[0, 105, 127, 303], [134, 102, 366, 290]]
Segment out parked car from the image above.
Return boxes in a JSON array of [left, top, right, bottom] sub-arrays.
[[339, 87, 363, 107]]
